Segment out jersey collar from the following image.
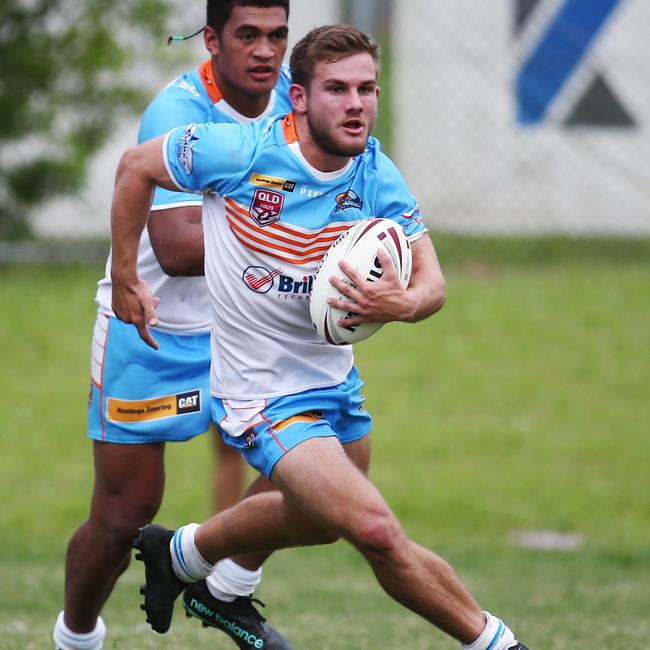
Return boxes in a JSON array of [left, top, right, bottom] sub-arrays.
[[199, 59, 223, 103]]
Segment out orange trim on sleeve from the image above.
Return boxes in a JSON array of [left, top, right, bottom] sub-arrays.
[[199, 60, 223, 104], [282, 113, 298, 144]]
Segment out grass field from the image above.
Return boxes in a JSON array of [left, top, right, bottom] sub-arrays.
[[1, 238, 649, 649]]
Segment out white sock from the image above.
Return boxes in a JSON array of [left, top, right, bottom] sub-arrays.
[[206, 558, 263, 602], [53, 611, 105, 650], [462, 611, 516, 650], [169, 523, 215, 583]]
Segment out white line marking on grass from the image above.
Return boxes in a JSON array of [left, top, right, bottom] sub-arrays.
[[510, 529, 585, 551]]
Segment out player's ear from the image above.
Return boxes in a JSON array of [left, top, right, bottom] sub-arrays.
[[289, 84, 308, 114], [204, 25, 220, 56]]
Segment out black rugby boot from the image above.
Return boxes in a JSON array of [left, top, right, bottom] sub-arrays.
[[183, 578, 294, 649], [132, 524, 185, 633]]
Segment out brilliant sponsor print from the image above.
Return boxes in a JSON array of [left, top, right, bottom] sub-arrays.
[[242, 265, 313, 299]]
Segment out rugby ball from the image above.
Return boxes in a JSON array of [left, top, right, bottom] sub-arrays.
[[310, 218, 412, 345]]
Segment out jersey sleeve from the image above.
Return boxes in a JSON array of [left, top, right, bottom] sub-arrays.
[[139, 77, 206, 210], [375, 153, 426, 240], [163, 122, 258, 197]]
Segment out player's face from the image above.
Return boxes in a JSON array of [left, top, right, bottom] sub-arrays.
[[305, 53, 379, 159], [206, 5, 288, 99]]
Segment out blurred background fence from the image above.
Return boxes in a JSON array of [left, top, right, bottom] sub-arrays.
[[1, 0, 648, 264]]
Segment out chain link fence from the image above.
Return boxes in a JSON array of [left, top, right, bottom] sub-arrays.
[[3, 0, 648, 264], [394, 0, 649, 237]]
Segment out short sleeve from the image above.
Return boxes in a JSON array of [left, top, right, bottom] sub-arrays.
[[163, 122, 259, 196], [375, 154, 426, 240]]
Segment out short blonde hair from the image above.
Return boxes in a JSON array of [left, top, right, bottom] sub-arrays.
[[289, 24, 379, 88]]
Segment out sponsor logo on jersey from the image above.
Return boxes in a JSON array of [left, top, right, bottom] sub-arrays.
[[277, 274, 313, 299], [176, 79, 201, 98], [250, 188, 284, 226], [299, 186, 325, 198], [242, 265, 314, 299], [243, 266, 282, 293], [334, 190, 363, 212], [107, 389, 201, 423], [176, 124, 199, 174], [249, 173, 296, 193]]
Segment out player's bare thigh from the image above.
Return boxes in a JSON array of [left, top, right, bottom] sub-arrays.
[[270, 435, 387, 537]]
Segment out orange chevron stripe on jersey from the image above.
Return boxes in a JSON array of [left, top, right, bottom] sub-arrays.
[[199, 60, 223, 104], [228, 217, 334, 263], [227, 198, 349, 243], [224, 197, 351, 264], [282, 113, 298, 144]]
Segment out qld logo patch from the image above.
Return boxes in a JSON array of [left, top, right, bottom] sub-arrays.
[[334, 190, 363, 212], [250, 189, 284, 226]]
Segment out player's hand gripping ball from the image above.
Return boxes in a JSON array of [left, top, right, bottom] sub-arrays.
[[310, 218, 412, 345]]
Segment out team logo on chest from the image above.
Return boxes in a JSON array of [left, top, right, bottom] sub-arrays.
[[250, 188, 284, 227]]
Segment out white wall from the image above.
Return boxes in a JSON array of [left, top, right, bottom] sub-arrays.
[[393, 0, 650, 235]]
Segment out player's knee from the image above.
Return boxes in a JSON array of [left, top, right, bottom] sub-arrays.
[[90, 501, 158, 545], [350, 509, 404, 558]]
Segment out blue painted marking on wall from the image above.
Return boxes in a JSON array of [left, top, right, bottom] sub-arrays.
[[516, 0, 623, 124]]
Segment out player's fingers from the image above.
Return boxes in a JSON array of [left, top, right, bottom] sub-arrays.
[[338, 259, 365, 285], [328, 296, 360, 314], [329, 276, 360, 300], [135, 320, 160, 350], [142, 296, 159, 328], [337, 315, 361, 327], [375, 248, 397, 279]]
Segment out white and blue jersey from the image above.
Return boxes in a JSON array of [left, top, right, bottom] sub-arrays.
[[95, 61, 293, 334], [163, 113, 426, 405]]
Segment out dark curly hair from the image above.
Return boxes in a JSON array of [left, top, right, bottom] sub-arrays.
[[207, 0, 290, 35]]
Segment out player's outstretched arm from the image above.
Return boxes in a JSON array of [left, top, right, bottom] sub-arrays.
[[111, 135, 176, 349], [329, 234, 446, 326]]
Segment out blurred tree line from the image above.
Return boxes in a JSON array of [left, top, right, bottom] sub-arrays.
[[0, 0, 174, 240]]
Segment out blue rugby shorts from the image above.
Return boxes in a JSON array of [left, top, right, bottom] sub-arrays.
[[87, 314, 212, 443], [212, 367, 372, 478]]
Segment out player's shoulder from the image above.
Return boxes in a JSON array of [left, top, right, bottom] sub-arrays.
[[359, 136, 399, 175], [188, 113, 283, 151], [139, 65, 212, 142], [277, 64, 292, 88], [147, 65, 208, 111]]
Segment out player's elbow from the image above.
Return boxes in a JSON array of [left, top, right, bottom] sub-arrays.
[[115, 146, 146, 189]]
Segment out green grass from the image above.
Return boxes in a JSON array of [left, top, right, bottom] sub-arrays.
[[1, 240, 649, 648]]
